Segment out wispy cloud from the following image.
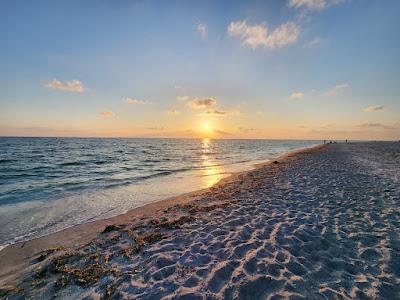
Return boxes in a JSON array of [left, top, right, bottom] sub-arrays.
[[176, 95, 189, 102], [288, 0, 326, 10], [256, 111, 265, 116], [146, 126, 164, 131], [357, 123, 393, 130], [196, 23, 207, 39], [303, 37, 322, 48], [213, 129, 231, 136], [323, 83, 349, 96], [364, 105, 385, 112], [228, 20, 300, 50], [290, 92, 305, 99], [166, 108, 180, 116], [99, 110, 115, 118], [200, 109, 243, 117], [44, 79, 84, 93], [288, 0, 345, 11], [189, 97, 217, 109], [200, 110, 227, 117], [123, 97, 149, 105], [238, 127, 260, 132]]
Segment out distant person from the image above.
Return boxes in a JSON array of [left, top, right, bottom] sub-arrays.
[[346, 139, 348, 143], [324, 140, 326, 144]]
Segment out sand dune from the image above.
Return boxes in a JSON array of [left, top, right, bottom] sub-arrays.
[[1, 143, 399, 299]]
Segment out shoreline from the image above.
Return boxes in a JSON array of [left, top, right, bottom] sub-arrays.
[[0, 141, 320, 249], [0, 143, 324, 287]]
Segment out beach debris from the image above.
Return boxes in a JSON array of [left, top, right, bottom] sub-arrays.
[[102, 224, 122, 233], [0, 287, 22, 298], [273, 160, 280, 164], [34, 247, 65, 263], [103, 282, 118, 300], [150, 215, 195, 230], [32, 250, 119, 290]]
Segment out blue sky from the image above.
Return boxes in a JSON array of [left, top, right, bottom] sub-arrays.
[[0, 0, 399, 139]]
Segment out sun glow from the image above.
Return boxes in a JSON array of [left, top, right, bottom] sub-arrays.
[[199, 121, 214, 138]]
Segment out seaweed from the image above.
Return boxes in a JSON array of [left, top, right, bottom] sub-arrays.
[[151, 215, 194, 230], [34, 247, 65, 263], [102, 224, 122, 233]]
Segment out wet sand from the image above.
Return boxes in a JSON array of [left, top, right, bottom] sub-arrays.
[[1, 143, 399, 299]]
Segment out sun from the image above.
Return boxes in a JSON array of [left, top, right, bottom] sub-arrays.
[[199, 121, 213, 137], [203, 122, 211, 132]]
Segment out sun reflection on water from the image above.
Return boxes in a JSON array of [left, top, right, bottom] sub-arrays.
[[201, 138, 224, 187]]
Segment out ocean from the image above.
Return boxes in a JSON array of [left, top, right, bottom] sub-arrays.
[[0, 137, 319, 247]]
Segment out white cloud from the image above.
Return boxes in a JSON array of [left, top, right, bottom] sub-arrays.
[[123, 97, 149, 105], [290, 92, 305, 99], [44, 79, 84, 93], [99, 110, 115, 118], [228, 20, 300, 50], [304, 37, 322, 48], [364, 105, 385, 112], [196, 23, 207, 39], [176, 95, 189, 102], [323, 83, 349, 96], [289, 0, 326, 10], [288, 0, 344, 11], [189, 97, 217, 109]]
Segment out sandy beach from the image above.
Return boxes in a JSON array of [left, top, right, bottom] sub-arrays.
[[1, 142, 399, 299]]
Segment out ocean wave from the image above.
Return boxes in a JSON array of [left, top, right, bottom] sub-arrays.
[[59, 161, 86, 166], [0, 137, 319, 245]]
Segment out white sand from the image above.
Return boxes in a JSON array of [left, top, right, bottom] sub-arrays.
[[1, 142, 399, 299]]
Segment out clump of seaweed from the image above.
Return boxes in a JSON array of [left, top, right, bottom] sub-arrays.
[[102, 282, 117, 300], [34, 247, 65, 263], [187, 204, 223, 214], [102, 224, 124, 233], [131, 231, 167, 253], [33, 250, 117, 289], [0, 287, 24, 298], [150, 215, 194, 230]]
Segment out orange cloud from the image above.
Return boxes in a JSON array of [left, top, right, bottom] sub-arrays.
[[99, 110, 116, 118], [290, 92, 304, 99]]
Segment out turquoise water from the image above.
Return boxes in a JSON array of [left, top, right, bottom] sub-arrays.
[[0, 137, 319, 246]]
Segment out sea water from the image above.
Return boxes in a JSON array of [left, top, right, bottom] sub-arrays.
[[0, 137, 319, 247]]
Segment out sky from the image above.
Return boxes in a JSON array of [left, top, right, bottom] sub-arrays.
[[0, 0, 399, 140]]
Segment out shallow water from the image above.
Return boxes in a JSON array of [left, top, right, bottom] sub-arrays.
[[0, 137, 318, 246]]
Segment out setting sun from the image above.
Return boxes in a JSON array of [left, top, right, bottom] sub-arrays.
[[199, 121, 213, 137]]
